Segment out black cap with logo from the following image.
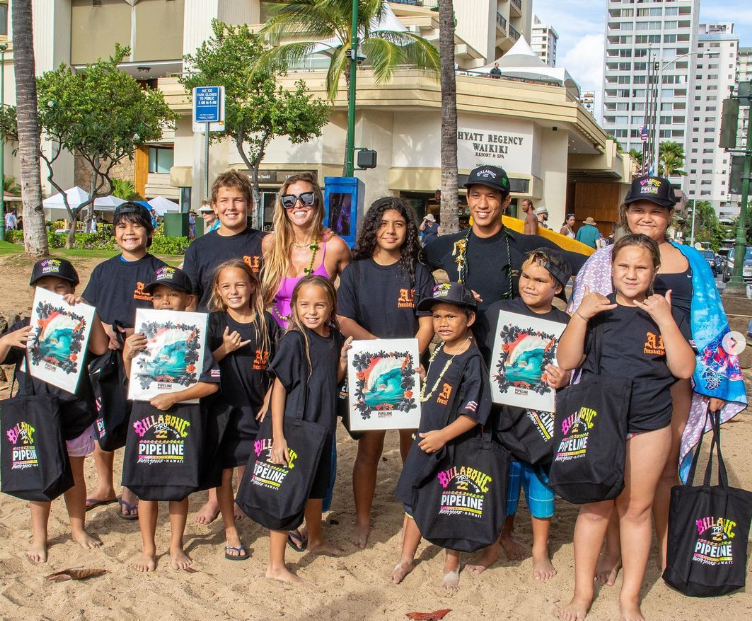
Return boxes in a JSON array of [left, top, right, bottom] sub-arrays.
[[624, 175, 679, 209], [416, 282, 477, 312], [464, 165, 511, 195], [114, 201, 154, 231], [144, 266, 193, 294], [30, 258, 80, 286]]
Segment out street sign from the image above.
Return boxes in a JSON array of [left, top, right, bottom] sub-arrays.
[[192, 86, 225, 133]]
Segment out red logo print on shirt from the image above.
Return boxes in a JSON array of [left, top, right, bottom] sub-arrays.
[[133, 281, 152, 301], [437, 383, 452, 405], [244, 255, 261, 274], [644, 332, 665, 355], [253, 349, 270, 370], [397, 288, 415, 309]]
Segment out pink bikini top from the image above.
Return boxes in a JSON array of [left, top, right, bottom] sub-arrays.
[[272, 241, 330, 328]]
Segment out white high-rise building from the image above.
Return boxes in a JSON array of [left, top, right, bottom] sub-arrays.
[[531, 15, 558, 67], [602, 0, 700, 192], [687, 23, 738, 215]]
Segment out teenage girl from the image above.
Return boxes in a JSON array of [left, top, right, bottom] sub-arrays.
[[337, 197, 435, 548], [266, 275, 352, 583], [207, 259, 280, 560], [556, 233, 695, 621]]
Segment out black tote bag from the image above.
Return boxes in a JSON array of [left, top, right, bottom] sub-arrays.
[[1, 354, 73, 501], [88, 321, 130, 451], [235, 382, 328, 531], [548, 321, 632, 504], [121, 401, 206, 501], [663, 410, 752, 597], [411, 427, 510, 553], [496, 405, 555, 465]]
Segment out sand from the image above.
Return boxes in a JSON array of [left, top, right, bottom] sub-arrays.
[[0, 254, 751, 621]]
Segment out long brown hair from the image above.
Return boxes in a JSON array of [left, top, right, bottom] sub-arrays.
[[261, 173, 325, 307], [209, 259, 270, 355], [286, 275, 339, 374], [611, 233, 661, 296]]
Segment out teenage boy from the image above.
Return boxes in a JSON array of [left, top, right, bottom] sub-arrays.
[[183, 171, 266, 311], [82, 202, 166, 519]]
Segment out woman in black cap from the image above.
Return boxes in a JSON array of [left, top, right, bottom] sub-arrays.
[[567, 175, 747, 586]]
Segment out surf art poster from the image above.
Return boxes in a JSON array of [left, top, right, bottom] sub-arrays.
[[27, 287, 96, 394], [490, 311, 566, 412], [127, 309, 208, 403], [347, 339, 421, 432]]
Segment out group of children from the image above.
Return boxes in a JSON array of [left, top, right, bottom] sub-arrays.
[[1, 173, 696, 621]]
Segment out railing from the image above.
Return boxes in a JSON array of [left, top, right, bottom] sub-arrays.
[[390, 0, 424, 5], [496, 12, 507, 34], [511, 0, 522, 11], [509, 24, 521, 42]]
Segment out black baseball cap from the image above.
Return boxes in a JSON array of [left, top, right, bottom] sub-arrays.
[[416, 282, 477, 312], [144, 266, 193, 294], [464, 165, 511, 195], [114, 202, 154, 230], [624, 175, 678, 209], [30, 258, 80, 286]]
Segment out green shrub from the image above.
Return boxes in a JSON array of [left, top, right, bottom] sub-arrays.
[[4, 230, 24, 244], [150, 236, 190, 255]]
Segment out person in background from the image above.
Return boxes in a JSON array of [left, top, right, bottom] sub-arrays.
[[535, 206, 549, 229], [188, 211, 196, 240], [520, 199, 538, 236], [150, 209, 158, 230], [490, 62, 501, 79], [560, 213, 576, 239], [575, 216, 601, 249], [419, 213, 441, 246], [200, 201, 220, 233], [5, 209, 17, 231]]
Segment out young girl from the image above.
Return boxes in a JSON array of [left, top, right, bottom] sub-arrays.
[[207, 260, 280, 560], [266, 275, 351, 583], [392, 282, 492, 590], [556, 234, 695, 621], [337, 197, 435, 548]]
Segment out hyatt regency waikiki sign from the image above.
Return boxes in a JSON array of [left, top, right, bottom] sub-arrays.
[[457, 130, 525, 160]]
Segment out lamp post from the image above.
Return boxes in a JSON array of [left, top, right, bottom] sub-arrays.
[[0, 43, 6, 241], [344, 0, 359, 178], [689, 203, 697, 247]]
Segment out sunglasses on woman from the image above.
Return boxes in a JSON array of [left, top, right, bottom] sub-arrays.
[[281, 192, 316, 209]]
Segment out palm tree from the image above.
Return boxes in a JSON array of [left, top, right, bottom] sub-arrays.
[[658, 141, 687, 177], [11, 0, 48, 256], [438, 0, 458, 234], [258, 1, 440, 101]]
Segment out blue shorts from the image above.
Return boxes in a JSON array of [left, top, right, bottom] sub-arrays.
[[506, 461, 555, 519]]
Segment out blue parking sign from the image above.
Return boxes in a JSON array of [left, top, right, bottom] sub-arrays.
[[193, 86, 222, 123]]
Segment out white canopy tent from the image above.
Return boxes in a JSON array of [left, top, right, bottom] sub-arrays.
[[93, 195, 126, 210], [43, 187, 128, 220], [148, 195, 181, 216]]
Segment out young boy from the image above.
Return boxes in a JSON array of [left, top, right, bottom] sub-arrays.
[[122, 267, 220, 572], [392, 282, 492, 590], [467, 248, 572, 581], [0, 258, 109, 562], [183, 171, 266, 312], [83, 202, 167, 519]]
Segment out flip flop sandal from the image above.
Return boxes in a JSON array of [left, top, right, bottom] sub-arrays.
[[118, 498, 139, 521], [287, 530, 307, 552], [224, 544, 249, 561], [85, 498, 117, 512]]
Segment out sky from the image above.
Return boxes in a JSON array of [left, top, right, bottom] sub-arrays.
[[532, 0, 752, 121]]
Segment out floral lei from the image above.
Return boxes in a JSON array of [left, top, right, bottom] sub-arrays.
[[451, 229, 514, 299]]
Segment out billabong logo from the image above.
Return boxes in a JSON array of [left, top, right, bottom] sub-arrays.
[[436, 466, 492, 518], [155, 266, 176, 280], [133, 413, 190, 464], [432, 283, 451, 298], [476, 168, 497, 178], [251, 438, 299, 490], [555, 406, 597, 462], [693, 516, 736, 566], [40, 258, 61, 274], [6, 421, 38, 470]]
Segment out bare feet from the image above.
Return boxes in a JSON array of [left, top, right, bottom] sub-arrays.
[[353, 521, 370, 550], [532, 554, 557, 581], [619, 596, 645, 621], [442, 570, 460, 590], [194, 501, 220, 525], [596, 552, 622, 586], [307, 541, 344, 557], [390, 560, 414, 584], [233, 503, 245, 521], [266, 564, 303, 584], [26, 539, 48, 564], [500, 531, 529, 561], [557, 595, 591, 621], [466, 542, 499, 575], [72, 530, 102, 550], [170, 547, 193, 571], [133, 551, 157, 572]]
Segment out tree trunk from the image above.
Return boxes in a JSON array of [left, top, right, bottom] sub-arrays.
[[438, 0, 459, 235], [12, 0, 49, 256]]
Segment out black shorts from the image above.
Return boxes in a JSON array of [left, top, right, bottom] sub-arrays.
[[627, 404, 672, 435]]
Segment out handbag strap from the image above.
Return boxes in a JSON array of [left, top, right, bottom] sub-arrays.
[[686, 407, 728, 488]]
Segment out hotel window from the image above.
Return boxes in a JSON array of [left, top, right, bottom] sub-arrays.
[[148, 147, 174, 174], [0, 3, 7, 36]]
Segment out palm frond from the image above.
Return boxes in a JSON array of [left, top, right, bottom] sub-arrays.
[[361, 38, 405, 84], [249, 41, 329, 84], [372, 30, 440, 73], [261, 2, 339, 44], [326, 45, 350, 101]]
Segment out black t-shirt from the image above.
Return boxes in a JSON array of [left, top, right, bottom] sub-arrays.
[[581, 295, 692, 429], [3, 319, 97, 440], [182, 228, 266, 311], [483, 296, 570, 365], [337, 259, 435, 338], [425, 227, 586, 363], [82, 254, 167, 328], [208, 311, 280, 414], [270, 328, 344, 437]]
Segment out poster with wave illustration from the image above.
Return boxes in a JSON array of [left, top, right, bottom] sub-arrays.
[[127, 309, 208, 403], [347, 339, 421, 431], [27, 286, 95, 394], [490, 311, 566, 412]]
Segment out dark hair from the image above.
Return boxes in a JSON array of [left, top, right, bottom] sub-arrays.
[[618, 200, 674, 231], [352, 197, 425, 282], [522, 247, 572, 287], [287, 275, 339, 374], [113, 207, 154, 248]]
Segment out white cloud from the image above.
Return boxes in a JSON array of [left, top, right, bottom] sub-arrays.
[[560, 34, 605, 120]]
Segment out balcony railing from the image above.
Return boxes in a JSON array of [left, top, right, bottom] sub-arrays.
[[511, 0, 522, 11], [509, 23, 521, 42], [390, 0, 424, 5], [496, 12, 507, 34]]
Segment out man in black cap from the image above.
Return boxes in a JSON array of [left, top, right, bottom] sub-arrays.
[[424, 165, 588, 363]]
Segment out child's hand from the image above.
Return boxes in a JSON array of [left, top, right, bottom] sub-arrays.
[[417, 364, 426, 383], [418, 429, 447, 454], [105, 323, 127, 350], [270, 437, 290, 465], [150, 393, 178, 411], [123, 333, 147, 362], [543, 364, 570, 389], [635, 289, 673, 325], [222, 326, 251, 353], [62, 294, 87, 307], [1, 325, 32, 348], [255, 403, 269, 422], [340, 336, 353, 361], [575, 285, 616, 320]]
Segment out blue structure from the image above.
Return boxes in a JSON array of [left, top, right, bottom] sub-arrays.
[[324, 177, 363, 248]]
